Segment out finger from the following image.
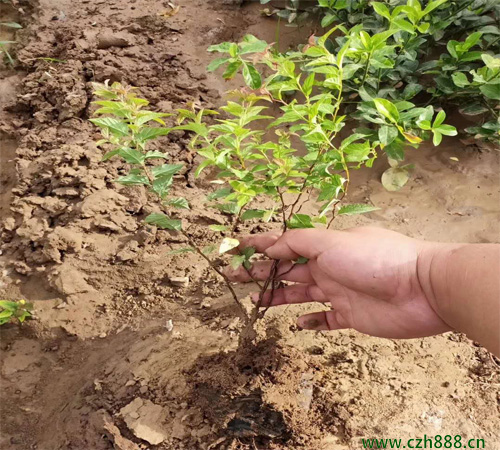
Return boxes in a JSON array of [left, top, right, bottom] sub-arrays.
[[297, 310, 349, 331], [252, 284, 327, 307], [225, 260, 313, 283], [265, 229, 343, 260], [236, 232, 281, 254]]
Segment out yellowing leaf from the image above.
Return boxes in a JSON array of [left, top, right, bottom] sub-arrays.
[[219, 238, 240, 254], [402, 132, 422, 144], [381, 167, 410, 191]]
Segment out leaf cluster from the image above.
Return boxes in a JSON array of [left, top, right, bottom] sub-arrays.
[[0, 299, 32, 326], [258, 0, 499, 143]]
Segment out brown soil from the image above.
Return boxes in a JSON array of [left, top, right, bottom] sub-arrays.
[[0, 0, 499, 449]]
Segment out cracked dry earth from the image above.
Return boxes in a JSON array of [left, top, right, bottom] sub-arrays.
[[0, 0, 499, 449]]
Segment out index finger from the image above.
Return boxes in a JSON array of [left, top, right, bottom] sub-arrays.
[[265, 229, 341, 260], [237, 231, 281, 254]]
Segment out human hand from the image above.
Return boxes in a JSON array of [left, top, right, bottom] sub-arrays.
[[225, 227, 452, 339]]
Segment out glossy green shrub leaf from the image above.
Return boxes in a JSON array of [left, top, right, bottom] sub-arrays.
[[373, 98, 400, 124], [242, 63, 262, 89], [480, 84, 500, 100]]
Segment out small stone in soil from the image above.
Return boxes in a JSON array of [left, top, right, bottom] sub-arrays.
[[170, 276, 189, 287]]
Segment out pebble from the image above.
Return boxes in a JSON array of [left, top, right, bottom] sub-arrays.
[[170, 276, 189, 288]]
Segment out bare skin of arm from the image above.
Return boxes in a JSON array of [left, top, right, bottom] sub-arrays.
[[225, 227, 500, 357]]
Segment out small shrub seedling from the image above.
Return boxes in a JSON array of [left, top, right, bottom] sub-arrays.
[[91, 28, 456, 332], [0, 299, 32, 326]]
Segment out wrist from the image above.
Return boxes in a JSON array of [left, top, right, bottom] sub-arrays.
[[416, 241, 462, 331]]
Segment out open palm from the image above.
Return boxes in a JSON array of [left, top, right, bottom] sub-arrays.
[[226, 227, 451, 339]]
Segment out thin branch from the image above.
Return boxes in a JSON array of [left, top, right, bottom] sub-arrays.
[[142, 164, 248, 321]]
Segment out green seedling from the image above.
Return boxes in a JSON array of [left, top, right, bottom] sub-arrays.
[[0, 299, 33, 325], [90, 29, 395, 331]]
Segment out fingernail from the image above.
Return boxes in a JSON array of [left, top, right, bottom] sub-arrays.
[[251, 293, 259, 303], [298, 318, 321, 330], [264, 245, 277, 259]]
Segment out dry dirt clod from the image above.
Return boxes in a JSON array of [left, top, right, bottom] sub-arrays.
[[50, 264, 95, 296], [119, 398, 168, 446], [91, 410, 140, 450], [97, 30, 135, 49]]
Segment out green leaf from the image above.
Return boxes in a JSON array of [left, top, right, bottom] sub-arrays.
[[378, 125, 399, 146], [145, 213, 182, 231], [209, 225, 229, 232], [214, 202, 240, 215], [207, 57, 231, 72], [202, 244, 217, 255], [287, 214, 314, 229], [0, 22, 22, 29], [145, 151, 169, 160], [452, 72, 469, 88], [432, 130, 443, 146], [174, 122, 209, 137], [102, 148, 121, 161], [241, 209, 266, 221], [118, 148, 145, 164], [480, 84, 500, 100], [168, 247, 195, 255], [0, 300, 20, 310], [373, 98, 400, 124], [219, 237, 240, 254], [481, 54, 500, 70], [223, 60, 242, 80], [372, 2, 391, 20], [384, 141, 405, 161], [116, 173, 150, 186], [337, 204, 380, 216], [436, 124, 457, 136], [135, 127, 170, 142], [167, 197, 190, 209], [207, 42, 232, 53], [90, 117, 129, 137], [302, 72, 315, 97], [152, 163, 184, 178], [459, 104, 489, 116], [239, 35, 268, 54], [242, 63, 262, 89], [230, 254, 246, 270], [136, 112, 170, 126], [392, 18, 415, 34], [433, 110, 446, 127], [207, 187, 232, 201], [242, 247, 256, 259], [381, 167, 410, 191]]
